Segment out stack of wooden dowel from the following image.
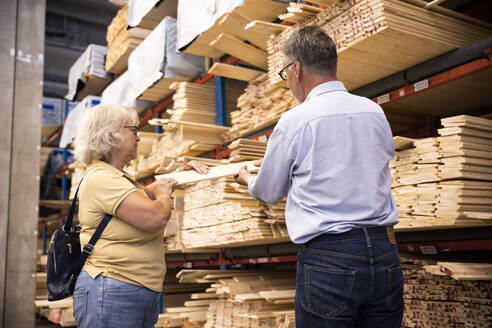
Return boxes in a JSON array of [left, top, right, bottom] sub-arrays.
[[226, 74, 296, 141], [267, 0, 492, 89], [105, 5, 150, 74], [180, 177, 288, 248], [401, 257, 492, 328]]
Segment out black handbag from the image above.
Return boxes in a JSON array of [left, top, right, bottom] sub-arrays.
[[47, 179, 111, 301]]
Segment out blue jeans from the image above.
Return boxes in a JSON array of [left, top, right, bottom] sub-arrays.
[[73, 271, 160, 328], [295, 226, 404, 328]]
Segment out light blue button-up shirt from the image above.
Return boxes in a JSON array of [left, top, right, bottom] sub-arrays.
[[248, 81, 399, 244]]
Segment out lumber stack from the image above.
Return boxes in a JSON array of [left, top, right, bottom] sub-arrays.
[[35, 298, 75, 327], [278, 2, 323, 24], [168, 82, 242, 126], [125, 120, 230, 178], [267, 0, 491, 89], [225, 74, 296, 141], [401, 257, 492, 328], [228, 139, 267, 163], [180, 178, 288, 248], [182, 0, 288, 59], [105, 5, 150, 74], [391, 116, 492, 228], [438, 115, 492, 182], [175, 270, 296, 328]]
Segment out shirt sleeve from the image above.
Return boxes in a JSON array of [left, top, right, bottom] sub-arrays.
[[248, 125, 296, 205], [87, 171, 139, 216]]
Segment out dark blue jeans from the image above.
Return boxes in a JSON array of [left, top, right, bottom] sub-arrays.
[[295, 226, 404, 328]]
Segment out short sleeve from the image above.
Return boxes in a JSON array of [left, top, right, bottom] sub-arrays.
[[86, 171, 139, 216]]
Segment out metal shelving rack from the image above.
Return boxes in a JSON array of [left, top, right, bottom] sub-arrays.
[[158, 39, 492, 269]]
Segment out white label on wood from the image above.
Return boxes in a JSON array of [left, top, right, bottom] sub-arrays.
[[414, 79, 429, 92], [377, 93, 390, 104], [258, 135, 268, 142], [419, 245, 437, 255]]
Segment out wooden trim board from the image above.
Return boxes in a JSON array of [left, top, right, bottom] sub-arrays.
[[156, 161, 259, 185], [208, 62, 263, 81]]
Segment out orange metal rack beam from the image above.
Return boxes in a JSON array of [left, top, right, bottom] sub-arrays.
[[371, 49, 492, 106]]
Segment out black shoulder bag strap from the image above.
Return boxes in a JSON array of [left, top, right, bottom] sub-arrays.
[[65, 176, 112, 277], [70, 213, 111, 276]]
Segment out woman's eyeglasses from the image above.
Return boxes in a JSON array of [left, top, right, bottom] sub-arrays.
[[123, 125, 138, 136]]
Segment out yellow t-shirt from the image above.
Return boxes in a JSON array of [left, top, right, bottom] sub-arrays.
[[78, 160, 166, 292]]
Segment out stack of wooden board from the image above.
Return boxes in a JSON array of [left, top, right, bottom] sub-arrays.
[[278, 2, 323, 24], [168, 82, 242, 126], [35, 298, 75, 327], [183, 0, 288, 59], [267, 0, 492, 89], [180, 177, 289, 248], [175, 269, 295, 328], [401, 257, 492, 328], [228, 138, 267, 162], [274, 311, 296, 328], [105, 5, 150, 74], [438, 115, 492, 182], [125, 120, 230, 178], [225, 74, 296, 141]]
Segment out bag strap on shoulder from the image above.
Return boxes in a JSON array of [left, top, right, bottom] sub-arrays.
[[62, 178, 84, 232], [71, 213, 112, 276]]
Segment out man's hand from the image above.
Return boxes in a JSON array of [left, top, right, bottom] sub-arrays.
[[253, 158, 263, 167], [235, 165, 255, 186], [182, 159, 210, 174]]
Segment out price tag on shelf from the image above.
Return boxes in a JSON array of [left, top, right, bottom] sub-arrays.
[[377, 93, 390, 104], [414, 79, 429, 92], [419, 245, 437, 255]]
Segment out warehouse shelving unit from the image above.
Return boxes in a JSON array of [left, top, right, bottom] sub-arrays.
[[147, 37, 492, 271]]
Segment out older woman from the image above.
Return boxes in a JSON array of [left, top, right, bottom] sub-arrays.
[[72, 104, 208, 328]]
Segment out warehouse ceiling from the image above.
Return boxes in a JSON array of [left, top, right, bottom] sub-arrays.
[[44, 0, 118, 98], [42, 0, 491, 99]]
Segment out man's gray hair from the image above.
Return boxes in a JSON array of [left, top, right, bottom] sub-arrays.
[[282, 26, 337, 77]]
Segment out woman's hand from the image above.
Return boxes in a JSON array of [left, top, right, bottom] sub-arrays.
[[182, 159, 210, 174], [150, 178, 178, 199]]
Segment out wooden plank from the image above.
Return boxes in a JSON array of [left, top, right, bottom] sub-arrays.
[[210, 33, 268, 70], [245, 20, 288, 36], [75, 74, 111, 101], [394, 136, 414, 150], [208, 62, 263, 81], [3, 0, 44, 326], [156, 161, 259, 186]]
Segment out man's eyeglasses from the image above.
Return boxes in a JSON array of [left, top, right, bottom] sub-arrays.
[[123, 125, 138, 136], [278, 60, 295, 81]]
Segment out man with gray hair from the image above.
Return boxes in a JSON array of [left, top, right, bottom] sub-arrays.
[[237, 26, 403, 327]]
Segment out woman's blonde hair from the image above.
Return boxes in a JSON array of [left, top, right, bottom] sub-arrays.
[[74, 104, 138, 165]]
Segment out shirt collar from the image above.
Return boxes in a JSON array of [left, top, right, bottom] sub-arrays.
[[304, 80, 347, 103], [89, 160, 126, 177]]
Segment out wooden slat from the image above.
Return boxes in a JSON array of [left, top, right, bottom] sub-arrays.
[[210, 33, 268, 70], [208, 62, 263, 81], [156, 161, 259, 186]]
